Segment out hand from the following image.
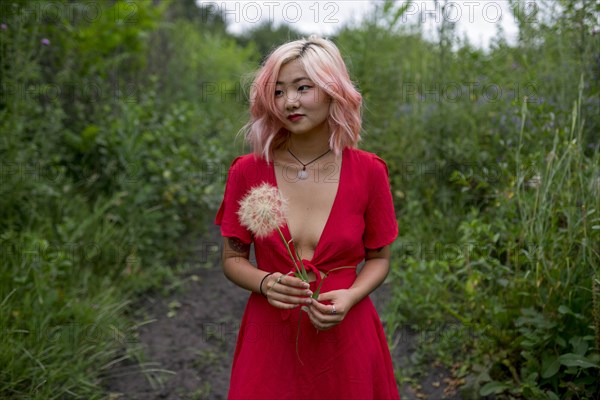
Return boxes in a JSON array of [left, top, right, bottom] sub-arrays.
[[265, 272, 313, 310], [307, 289, 356, 331]]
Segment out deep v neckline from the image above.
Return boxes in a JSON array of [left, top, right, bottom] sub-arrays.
[[270, 148, 345, 263]]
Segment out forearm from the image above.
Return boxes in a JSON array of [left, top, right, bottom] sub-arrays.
[[347, 258, 390, 306], [223, 256, 268, 295], [221, 237, 311, 309], [221, 236, 269, 295]]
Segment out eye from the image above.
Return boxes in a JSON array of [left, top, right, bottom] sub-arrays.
[[274, 89, 283, 97], [298, 85, 312, 92]]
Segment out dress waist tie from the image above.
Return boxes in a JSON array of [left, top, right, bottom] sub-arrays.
[[279, 260, 357, 321]]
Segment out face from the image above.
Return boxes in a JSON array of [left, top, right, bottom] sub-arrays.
[[274, 60, 331, 138]]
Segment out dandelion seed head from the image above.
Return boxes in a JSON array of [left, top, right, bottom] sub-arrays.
[[238, 183, 287, 238], [525, 174, 542, 189]]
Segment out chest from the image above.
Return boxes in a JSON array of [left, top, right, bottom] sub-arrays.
[[274, 160, 341, 259]]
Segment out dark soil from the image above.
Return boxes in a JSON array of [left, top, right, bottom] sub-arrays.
[[102, 227, 464, 399]]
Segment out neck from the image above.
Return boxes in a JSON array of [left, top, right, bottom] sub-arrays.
[[287, 134, 331, 158]]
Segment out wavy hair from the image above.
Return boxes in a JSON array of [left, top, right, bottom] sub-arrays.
[[241, 35, 362, 162]]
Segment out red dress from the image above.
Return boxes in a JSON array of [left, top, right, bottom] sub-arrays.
[[215, 147, 400, 400]]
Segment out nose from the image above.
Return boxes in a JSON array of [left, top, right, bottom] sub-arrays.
[[285, 91, 300, 110]]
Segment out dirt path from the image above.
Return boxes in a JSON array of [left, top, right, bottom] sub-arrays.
[[102, 228, 462, 399]]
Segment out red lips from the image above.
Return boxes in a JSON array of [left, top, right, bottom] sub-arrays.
[[287, 114, 304, 122]]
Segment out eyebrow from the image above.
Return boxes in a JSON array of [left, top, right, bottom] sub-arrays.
[[275, 77, 311, 85]]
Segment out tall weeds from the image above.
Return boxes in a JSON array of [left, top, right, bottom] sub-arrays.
[[1, 1, 250, 397]]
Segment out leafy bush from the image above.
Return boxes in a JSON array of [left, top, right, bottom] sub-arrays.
[[358, 1, 600, 397], [1, 1, 253, 397]]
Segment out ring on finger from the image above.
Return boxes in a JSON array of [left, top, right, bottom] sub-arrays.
[[331, 305, 336, 315]]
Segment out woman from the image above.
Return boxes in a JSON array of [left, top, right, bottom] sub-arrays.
[[215, 35, 400, 399]]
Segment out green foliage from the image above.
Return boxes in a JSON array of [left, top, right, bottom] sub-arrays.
[[164, 0, 227, 32], [359, 1, 600, 398], [1, 0, 599, 397], [1, 0, 253, 397], [234, 21, 304, 61]]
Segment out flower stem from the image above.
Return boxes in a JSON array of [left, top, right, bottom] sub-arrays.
[[295, 307, 304, 365], [293, 246, 309, 281], [312, 266, 355, 298], [276, 226, 304, 280]]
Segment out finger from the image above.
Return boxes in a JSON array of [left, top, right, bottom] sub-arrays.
[[266, 274, 309, 294], [272, 281, 313, 298], [268, 283, 312, 305], [307, 311, 325, 329], [283, 283, 313, 297], [270, 275, 312, 300], [279, 274, 310, 289], [310, 298, 334, 315], [269, 299, 301, 310], [316, 291, 336, 302], [270, 292, 312, 306], [308, 303, 338, 322], [308, 300, 327, 317], [308, 312, 333, 331]]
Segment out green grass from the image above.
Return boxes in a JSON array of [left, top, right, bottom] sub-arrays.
[[384, 75, 600, 399]]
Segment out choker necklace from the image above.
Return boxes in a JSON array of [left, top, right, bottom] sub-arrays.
[[287, 148, 331, 180]]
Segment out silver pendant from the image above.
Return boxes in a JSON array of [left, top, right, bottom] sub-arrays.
[[298, 169, 309, 180]]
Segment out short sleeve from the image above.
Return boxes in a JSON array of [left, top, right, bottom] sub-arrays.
[[214, 156, 252, 244], [363, 155, 398, 249]]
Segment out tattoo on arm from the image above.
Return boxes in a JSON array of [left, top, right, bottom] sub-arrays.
[[228, 237, 250, 254]]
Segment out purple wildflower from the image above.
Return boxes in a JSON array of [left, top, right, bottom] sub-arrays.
[[0, 23, 7, 30], [41, 38, 50, 46]]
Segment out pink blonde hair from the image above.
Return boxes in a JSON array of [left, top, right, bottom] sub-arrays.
[[241, 35, 362, 162]]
